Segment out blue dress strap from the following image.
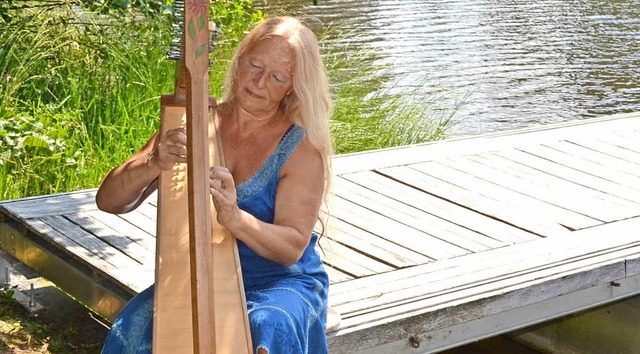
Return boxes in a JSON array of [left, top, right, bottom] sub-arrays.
[[236, 124, 306, 203]]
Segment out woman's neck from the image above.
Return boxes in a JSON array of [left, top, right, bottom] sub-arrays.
[[233, 103, 284, 133]]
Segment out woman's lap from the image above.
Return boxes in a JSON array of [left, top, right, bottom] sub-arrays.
[[246, 278, 328, 353], [101, 277, 327, 354]]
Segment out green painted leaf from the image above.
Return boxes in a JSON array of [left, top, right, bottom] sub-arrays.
[[188, 19, 196, 41], [195, 44, 206, 59], [198, 14, 205, 31]]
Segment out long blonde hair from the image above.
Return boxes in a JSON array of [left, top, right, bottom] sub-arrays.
[[222, 16, 334, 209]]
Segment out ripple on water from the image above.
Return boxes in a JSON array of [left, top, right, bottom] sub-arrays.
[[256, 0, 640, 136]]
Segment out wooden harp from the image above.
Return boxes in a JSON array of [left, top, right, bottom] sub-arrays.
[[152, 1, 253, 353]]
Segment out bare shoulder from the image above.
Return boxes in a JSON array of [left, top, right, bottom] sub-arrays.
[[281, 136, 324, 180], [275, 135, 324, 231]]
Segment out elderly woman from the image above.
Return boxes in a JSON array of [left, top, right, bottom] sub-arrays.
[[97, 16, 333, 354]]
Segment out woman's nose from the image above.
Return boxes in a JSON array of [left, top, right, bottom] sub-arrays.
[[255, 71, 267, 88]]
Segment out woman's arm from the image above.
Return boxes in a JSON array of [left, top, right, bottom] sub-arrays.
[[210, 138, 324, 266], [96, 128, 188, 214]]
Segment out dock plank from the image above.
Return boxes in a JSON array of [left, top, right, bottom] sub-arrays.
[[334, 196, 468, 260], [326, 219, 430, 268], [410, 161, 601, 230], [323, 265, 353, 284], [117, 208, 157, 237], [329, 217, 640, 350], [550, 140, 640, 177], [334, 177, 504, 252], [478, 151, 640, 215], [26, 217, 152, 293], [67, 212, 154, 265], [596, 132, 640, 153], [572, 137, 640, 165], [341, 171, 538, 244], [0, 190, 97, 219], [490, 149, 640, 205], [522, 144, 640, 191], [446, 153, 638, 223], [318, 236, 394, 277], [380, 165, 572, 237], [84, 210, 156, 252]]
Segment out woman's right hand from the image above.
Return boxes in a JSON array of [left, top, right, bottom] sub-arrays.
[[148, 128, 188, 171]]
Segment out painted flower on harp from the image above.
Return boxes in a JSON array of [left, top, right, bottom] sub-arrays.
[[187, 0, 208, 15]]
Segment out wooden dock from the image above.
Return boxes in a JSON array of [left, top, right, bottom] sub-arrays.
[[1, 112, 639, 353]]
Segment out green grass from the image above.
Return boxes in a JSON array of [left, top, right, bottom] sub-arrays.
[[0, 2, 463, 201], [327, 42, 461, 154], [0, 5, 243, 200]]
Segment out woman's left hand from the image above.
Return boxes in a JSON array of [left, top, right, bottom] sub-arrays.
[[209, 166, 241, 228]]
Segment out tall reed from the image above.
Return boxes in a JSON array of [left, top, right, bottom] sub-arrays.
[[325, 36, 461, 154], [0, 9, 175, 199], [0, 6, 462, 201]]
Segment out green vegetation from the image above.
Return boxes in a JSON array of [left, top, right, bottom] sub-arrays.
[[0, 288, 104, 353], [0, 1, 459, 201], [327, 41, 458, 154], [0, 1, 262, 200]]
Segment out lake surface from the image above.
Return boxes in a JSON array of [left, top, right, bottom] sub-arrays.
[[256, 0, 640, 136]]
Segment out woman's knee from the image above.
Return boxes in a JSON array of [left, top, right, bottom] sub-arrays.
[[250, 305, 296, 332]]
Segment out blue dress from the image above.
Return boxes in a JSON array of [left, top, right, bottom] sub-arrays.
[[102, 125, 329, 354]]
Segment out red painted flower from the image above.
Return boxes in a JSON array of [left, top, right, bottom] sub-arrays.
[[187, 0, 208, 15]]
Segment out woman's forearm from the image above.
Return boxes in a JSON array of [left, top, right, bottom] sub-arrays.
[[96, 134, 161, 214], [227, 210, 311, 267]]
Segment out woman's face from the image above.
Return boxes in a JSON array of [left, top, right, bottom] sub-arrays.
[[234, 36, 295, 117]]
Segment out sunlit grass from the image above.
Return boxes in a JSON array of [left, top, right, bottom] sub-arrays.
[[326, 36, 462, 154], [0, 7, 463, 201]]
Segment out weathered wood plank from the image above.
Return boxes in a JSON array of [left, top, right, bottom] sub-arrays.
[[444, 153, 638, 223], [117, 208, 157, 237], [410, 161, 601, 230], [328, 217, 640, 352], [521, 144, 640, 191], [327, 219, 430, 268], [595, 132, 640, 153], [341, 171, 538, 244], [480, 150, 640, 214], [331, 216, 640, 313], [84, 210, 156, 252], [331, 113, 640, 175], [43, 215, 142, 268], [136, 201, 159, 222], [25, 217, 152, 293], [334, 177, 504, 252], [551, 140, 640, 177], [323, 264, 353, 284], [334, 196, 469, 260], [67, 212, 154, 265], [330, 214, 640, 311], [491, 148, 640, 205], [330, 263, 640, 354], [571, 137, 640, 165], [379, 165, 572, 237], [0, 190, 97, 219], [318, 236, 394, 277]]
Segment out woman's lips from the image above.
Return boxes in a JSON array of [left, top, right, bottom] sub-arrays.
[[245, 88, 264, 99]]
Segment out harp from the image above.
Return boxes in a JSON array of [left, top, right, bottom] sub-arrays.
[[152, 1, 253, 352]]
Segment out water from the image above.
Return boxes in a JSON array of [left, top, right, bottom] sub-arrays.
[[256, 0, 640, 136]]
